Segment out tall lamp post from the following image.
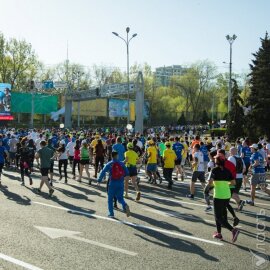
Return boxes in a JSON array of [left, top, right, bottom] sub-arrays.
[[226, 34, 237, 112], [112, 27, 137, 124]]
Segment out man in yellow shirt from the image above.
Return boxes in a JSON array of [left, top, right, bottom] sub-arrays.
[[124, 143, 141, 201], [163, 142, 177, 189], [147, 140, 158, 184]]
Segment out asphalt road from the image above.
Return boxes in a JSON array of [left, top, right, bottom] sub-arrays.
[[0, 163, 269, 270]]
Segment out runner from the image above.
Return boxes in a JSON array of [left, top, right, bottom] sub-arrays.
[[205, 153, 240, 242], [78, 140, 91, 184], [187, 144, 205, 199], [241, 140, 252, 191], [97, 151, 131, 218], [246, 144, 267, 206], [172, 137, 184, 181], [35, 140, 54, 197], [124, 142, 141, 200], [56, 141, 68, 183], [146, 140, 158, 184], [72, 139, 81, 180], [0, 139, 9, 186], [94, 139, 106, 178], [163, 142, 177, 189]]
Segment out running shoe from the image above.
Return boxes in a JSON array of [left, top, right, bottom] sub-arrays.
[[72, 175, 76, 179], [21, 182, 25, 186], [232, 228, 240, 243], [136, 191, 141, 201], [213, 232, 223, 240], [108, 215, 115, 219], [113, 204, 118, 209], [124, 193, 131, 199], [49, 189, 54, 197], [186, 194, 194, 200], [89, 179, 92, 185], [173, 177, 178, 180], [238, 200, 245, 211], [233, 217, 240, 227], [36, 188, 41, 194], [125, 205, 131, 217], [205, 206, 213, 212], [246, 200, 255, 206]]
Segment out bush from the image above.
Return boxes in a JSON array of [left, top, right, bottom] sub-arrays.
[[210, 128, 227, 137]]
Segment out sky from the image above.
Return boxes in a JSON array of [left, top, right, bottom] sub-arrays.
[[0, 0, 269, 74]]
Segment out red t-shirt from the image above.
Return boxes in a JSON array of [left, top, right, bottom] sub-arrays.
[[225, 160, 236, 179]]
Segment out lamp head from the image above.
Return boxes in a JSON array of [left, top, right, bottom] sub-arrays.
[[112, 32, 119, 36], [126, 27, 130, 33], [226, 35, 230, 40], [132, 33, 137, 38], [232, 34, 237, 40]]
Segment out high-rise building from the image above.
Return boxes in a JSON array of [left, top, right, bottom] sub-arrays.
[[154, 65, 187, 87]]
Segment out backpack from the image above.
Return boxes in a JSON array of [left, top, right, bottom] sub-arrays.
[[111, 162, 125, 180], [234, 156, 243, 174]]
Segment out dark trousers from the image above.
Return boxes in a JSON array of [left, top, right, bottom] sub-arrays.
[[72, 159, 80, 175], [20, 162, 31, 182], [213, 198, 233, 233], [59, 159, 68, 179], [95, 156, 104, 175], [163, 168, 173, 186]]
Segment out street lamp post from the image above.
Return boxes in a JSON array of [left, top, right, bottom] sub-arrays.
[[226, 34, 237, 112], [112, 27, 137, 124]]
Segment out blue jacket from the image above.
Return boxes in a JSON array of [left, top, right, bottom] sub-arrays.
[[98, 158, 129, 183]]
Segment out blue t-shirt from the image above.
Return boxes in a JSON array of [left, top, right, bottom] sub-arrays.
[[200, 145, 210, 162], [3, 138, 10, 151], [0, 146, 6, 163], [241, 146, 252, 164], [250, 152, 265, 174], [173, 142, 184, 160], [112, 143, 126, 162]]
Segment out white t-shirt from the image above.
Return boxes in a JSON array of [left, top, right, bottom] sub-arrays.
[[66, 142, 75, 156], [194, 151, 205, 172], [59, 149, 68, 160], [35, 138, 43, 151], [228, 155, 246, 179]]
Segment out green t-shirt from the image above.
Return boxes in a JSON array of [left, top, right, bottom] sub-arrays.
[[38, 146, 54, 169], [210, 167, 233, 199], [159, 143, 166, 156], [81, 147, 89, 160]]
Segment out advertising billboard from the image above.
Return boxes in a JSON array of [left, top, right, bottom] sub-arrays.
[[108, 99, 150, 119], [72, 99, 107, 117], [11, 92, 58, 114], [0, 83, 12, 115]]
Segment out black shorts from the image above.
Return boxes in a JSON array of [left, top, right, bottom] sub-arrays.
[[80, 159, 90, 165], [68, 156, 74, 162], [128, 166, 138, 177], [192, 171, 205, 183], [175, 158, 182, 166], [40, 168, 50, 176], [0, 163, 4, 173], [243, 163, 250, 175]]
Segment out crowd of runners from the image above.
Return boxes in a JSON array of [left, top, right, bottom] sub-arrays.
[[0, 127, 270, 243]]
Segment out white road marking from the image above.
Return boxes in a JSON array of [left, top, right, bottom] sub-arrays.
[[33, 201, 223, 246], [129, 191, 207, 207], [143, 208, 215, 223], [0, 253, 43, 270], [35, 226, 137, 256]]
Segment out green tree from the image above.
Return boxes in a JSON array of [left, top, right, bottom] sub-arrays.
[[200, 110, 210, 125], [246, 32, 270, 138], [177, 112, 187, 125], [227, 79, 245, 139]]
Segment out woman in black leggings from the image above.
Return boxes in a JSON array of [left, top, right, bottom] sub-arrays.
[[205, 154, 240, 243], [57, 142, 68, 183]]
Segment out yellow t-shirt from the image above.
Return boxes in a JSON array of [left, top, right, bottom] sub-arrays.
[[163, 149, 177, 168], [224, 142, 231, 151], [125, 150, 138, 167], [182, 142, 189, 158], [147, 146, 157, 164]]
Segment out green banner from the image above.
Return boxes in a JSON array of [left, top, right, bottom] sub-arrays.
[[11, 92, 58, 114]]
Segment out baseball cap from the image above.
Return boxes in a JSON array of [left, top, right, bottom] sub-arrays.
[[127, 142, 133, 149], [250, 144, 258, 149]]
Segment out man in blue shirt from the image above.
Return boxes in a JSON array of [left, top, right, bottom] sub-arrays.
[[241, 140, 252, 190], [97, 151, 130, 218], [200, 141, 210, 172], [112, 136, 125, 162], [0, 140, 9, 186], [172, 137, 184, 181], [247, 144, 267, 206]]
